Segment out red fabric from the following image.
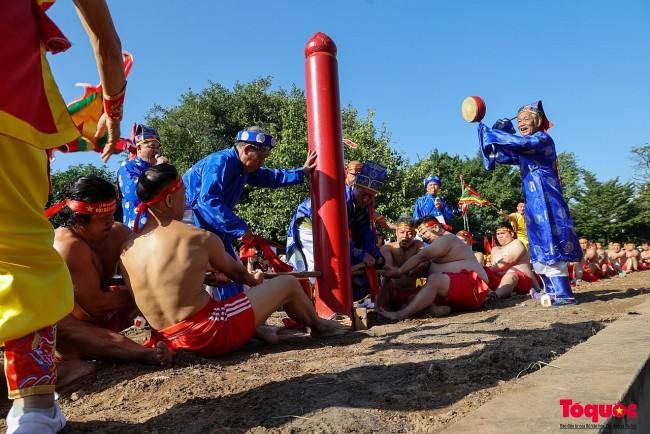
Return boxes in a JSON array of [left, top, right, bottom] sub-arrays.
[[241, 235, 312, 298], [385, 286, 422, 311], [581, 265, 600, 282], [483, 237, 492, 255], [639, 263, 648, 271], [366, 266, 380, 301], [144, 293, 255, 358], [434, 270, 488, 310], [484, 267, 534, 293], [4, 325, 57, 398]]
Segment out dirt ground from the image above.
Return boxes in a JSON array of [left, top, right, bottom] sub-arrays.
[[2, 270, 649, 433]]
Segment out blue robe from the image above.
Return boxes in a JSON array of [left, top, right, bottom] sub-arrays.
[[183, 147, 305, 299], [412, 195, 454, 222], [286, 186, 383, 300], [478, 123, 582, 265], [117, 157, 150, 230]]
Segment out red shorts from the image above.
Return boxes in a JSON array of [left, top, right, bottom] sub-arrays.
[[144, 293, 256, 358], [3, 325, 57, 398], [484, 267, 534, 293], [640, 263, 648, 271], [434, 270, 488, 310], [386, 286, 422, 311]]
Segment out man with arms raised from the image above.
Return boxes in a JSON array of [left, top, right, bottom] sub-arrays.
[[380, 216, 489, 321], [51, 177, 173, 366], [121, 165, 346, 358], [484, 221, 537, 300], [375, 217, 426, 312]]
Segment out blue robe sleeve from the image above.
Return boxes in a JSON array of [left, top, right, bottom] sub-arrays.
[[478, 123, 522, 170], [413, 196, 426, 220], [194, 166, 249, 239], [247, 167, 305, 188]]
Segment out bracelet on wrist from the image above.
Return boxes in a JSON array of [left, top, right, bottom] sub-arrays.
[[103, 81, 127, 121]]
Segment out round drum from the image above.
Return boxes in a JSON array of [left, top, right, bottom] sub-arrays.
[[461, 96, 486, 123]]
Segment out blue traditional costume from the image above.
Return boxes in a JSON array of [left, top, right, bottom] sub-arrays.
[[184, 129, 305, 300], [478, 101, 581, 306], [286, 160, 386, 300], [412, 175, 454, 222], [117, 125, 160, 230]]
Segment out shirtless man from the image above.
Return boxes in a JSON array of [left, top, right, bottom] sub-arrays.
[[608, 242, 627, 275], [456, 230, 484, 265], [375, 217, 426, 312], [640, 241, 650, 269], [52, 177, 173, 367], [120, 164, 346, 358], [379, 216, 489, 321], [622, 242, 641, 272], [594, 241, 613, 276], [484, 221, 536, 300]]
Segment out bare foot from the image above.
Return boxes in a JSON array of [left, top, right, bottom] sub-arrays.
[[310, 319, 349, 338], [149, 342, 174, 367], [254, 325, 280, 345], [426, 304, 451, 317], [56, 360, 95, 390]]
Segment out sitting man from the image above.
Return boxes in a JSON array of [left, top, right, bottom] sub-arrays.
[[117, 124, 170, 230], [50, 177, 173, 366], [607, 242, 627, 276], [380, 216, 489, 321], [287, 160, 387, 301], [594, 241, 614, 276], [622, 241, 641, 272], [345, 160, 395, 231], [375, 217, 425, 312], [484, 221, 536, 300], [456, 230, 484, 265], [412, 175, 454, 223], [497, 202, 529, 250], [120, 164, 347, 358], [640, 241, 650, 269]]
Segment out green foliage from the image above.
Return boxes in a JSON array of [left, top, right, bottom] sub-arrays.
[[46, 77, 648, 249], [48, 164, 120, 228]]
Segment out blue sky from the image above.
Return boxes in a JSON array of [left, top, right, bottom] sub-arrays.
[[47, 0, 649, 185]]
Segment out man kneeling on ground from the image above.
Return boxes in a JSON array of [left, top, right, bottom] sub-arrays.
[[484, 221, 537, 300], [380, 216, 489, 321], [120, 164, 347, 358]]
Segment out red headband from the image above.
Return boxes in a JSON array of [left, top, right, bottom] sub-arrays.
[[133, 175, 183, 232], [45, 199, 116, 218], [417, 219, 452, 233]]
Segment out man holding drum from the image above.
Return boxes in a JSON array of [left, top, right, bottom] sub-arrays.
[[476, 101, 582, 307]]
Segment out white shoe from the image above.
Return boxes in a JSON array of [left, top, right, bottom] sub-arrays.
[[6, 402, 66, 434]]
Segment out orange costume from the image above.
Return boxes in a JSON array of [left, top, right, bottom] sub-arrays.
[[434, 270, 489, 310], [144, 293, 256, 358], [1, 0, 78, 398]]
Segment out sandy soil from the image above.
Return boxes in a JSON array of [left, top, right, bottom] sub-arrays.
[[2, 270, 649, 433]]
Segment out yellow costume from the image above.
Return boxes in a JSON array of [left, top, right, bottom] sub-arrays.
[[509, 212, 529, 251], [0, 0, 76, 346]]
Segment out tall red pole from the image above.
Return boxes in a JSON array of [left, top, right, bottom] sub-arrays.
[[304, 32, 352, 317]]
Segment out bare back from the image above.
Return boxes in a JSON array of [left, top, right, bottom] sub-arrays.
[[424, 234, 488, 282], [120, 220, 218, 330]]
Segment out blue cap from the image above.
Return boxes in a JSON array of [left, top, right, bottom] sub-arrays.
[[423, 175, 441, 189], [135, 124, 160, 147], [236, 130, 275, 148], [355, 160, 387, 193]]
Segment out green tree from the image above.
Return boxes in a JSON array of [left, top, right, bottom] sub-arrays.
[[571, 171, 640, 242], [47, 164, 120, 228]]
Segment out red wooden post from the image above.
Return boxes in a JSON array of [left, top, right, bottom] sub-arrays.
[[304, 32, 352, 317]]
